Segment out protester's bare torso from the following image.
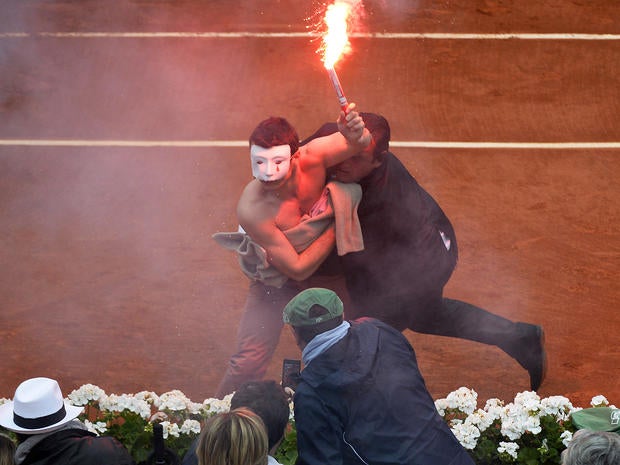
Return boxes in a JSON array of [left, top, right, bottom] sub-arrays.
[[242, 155, 326, 233]]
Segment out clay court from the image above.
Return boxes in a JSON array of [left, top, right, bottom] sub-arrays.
[[0, 1, 618, 408]]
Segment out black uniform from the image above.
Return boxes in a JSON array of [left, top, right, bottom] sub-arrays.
[[303, 122, 545, 391], [341, 153, 540, 369], [341, 152, 458, 329]]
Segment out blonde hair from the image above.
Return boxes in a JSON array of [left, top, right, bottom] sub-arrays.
[[0, 434, 16, 465], [196, 408, 268, 465]]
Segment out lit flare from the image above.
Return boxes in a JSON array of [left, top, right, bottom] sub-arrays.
[[322, 1, 352, 69], [321, 1, 353, 112]]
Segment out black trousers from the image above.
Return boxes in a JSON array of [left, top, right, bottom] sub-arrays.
[[350, 289, 536, 368]]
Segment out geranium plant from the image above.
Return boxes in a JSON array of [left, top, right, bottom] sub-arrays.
[[0, 386, 614, 465], [434, 387, 615, 464]]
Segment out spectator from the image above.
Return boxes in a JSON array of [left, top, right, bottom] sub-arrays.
[[0, 434, 16, 465], [301, 113, 546, 391], [0, 377, 135, 465], [283, 287, 475, 465], [195, 408, 268, 465], [561, 429, 620, 465], [183, 380, 290, 465]]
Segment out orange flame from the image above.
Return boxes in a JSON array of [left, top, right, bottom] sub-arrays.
[[322, 1, 353, 69]]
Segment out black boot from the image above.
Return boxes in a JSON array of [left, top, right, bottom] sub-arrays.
[[426, 300, 548, 391], [503, 323, 547, 391]]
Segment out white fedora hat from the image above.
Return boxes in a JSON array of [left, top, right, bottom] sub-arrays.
[[0, 377, 83, 434]]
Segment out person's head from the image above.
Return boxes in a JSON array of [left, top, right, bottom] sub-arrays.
[[249, 117, 299, 184], [300, 112, 391, 183], [359, 112, 390, 160], [0, 377, 83, 437], [0, 434, 16, 465], [196, 407, 268, 465], [561, 429, 620, 465], [283, 288, 344, 347], [230, 380, 290, 453], [332, 112, 391, 183]]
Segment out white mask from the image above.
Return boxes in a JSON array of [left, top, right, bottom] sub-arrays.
[[250, 144, 292, 182]]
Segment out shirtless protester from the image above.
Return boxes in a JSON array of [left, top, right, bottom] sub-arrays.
[[215, 103, 371, 397]]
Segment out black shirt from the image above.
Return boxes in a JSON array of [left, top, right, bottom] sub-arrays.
[[340, 153, 458, 322]]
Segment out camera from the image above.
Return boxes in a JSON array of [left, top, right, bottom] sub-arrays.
[[281, 359, 301, 390]]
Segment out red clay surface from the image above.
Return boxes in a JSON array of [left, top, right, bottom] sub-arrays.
[[1, 1, 618, 408]]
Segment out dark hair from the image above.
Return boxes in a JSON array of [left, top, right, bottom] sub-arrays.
[[293, 310, 344, 345], [359, 112, 390, 163], [249, 117, 300, 158], [231, 380, 290, 451]]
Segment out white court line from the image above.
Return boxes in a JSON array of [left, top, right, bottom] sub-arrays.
[[392, 142, 620, 149], [1, 140, 619, 149], [1, 32, 620, 40], [0, 32, 616, 150], [0, 140, 245, 147]]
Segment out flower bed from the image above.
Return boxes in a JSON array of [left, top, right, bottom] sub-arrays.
[[0, 386, 615, 464]]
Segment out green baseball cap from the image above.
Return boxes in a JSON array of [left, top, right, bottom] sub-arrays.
[[283, 288, 343, 327], [571, 407, 620, 433]]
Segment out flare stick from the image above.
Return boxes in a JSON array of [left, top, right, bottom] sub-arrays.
[[326, 67, 349, 113]]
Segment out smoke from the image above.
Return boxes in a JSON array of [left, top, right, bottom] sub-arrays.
[[0, 3, 250, 398]]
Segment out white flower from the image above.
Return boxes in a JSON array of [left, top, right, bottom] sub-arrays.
[[99, 393, 152, 419], [499, 393, 542, 440], [435, 398, 450, 417], [590, 395, 609, 407], [187, 401, 203, 415], [67, 384, 107, 406], [446, 387, 478, 415], [513, 391, 541, 414], [499, 415, 523, 441], [466, 409, 497, 432], [84, 419, 108, 435], [450, 421, 480, 450], [483, 398, 505, 418], [498, 441, 519, 459], [540, 395, 574, 421], [160, 421, 180, 438], [289, 400, 295, 421], [202, 395, 232, 415], [180, 419, 201, 435], [560, 430, 573, 447], [83, 419, 98, 435], [156, 390, 192, 412], [134, 391, 160, 406], [0, 398, 9, 406]]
